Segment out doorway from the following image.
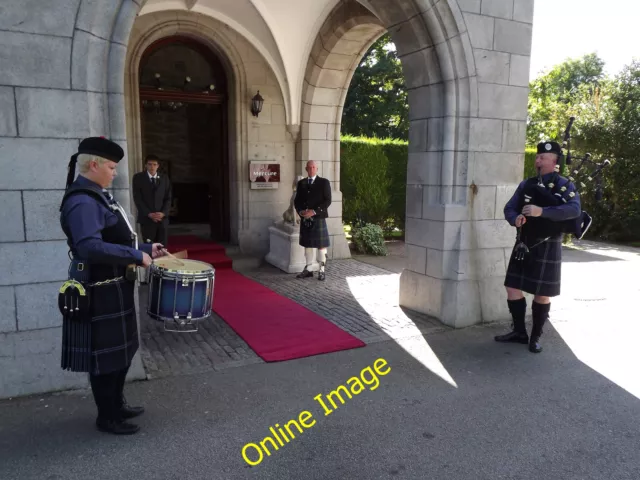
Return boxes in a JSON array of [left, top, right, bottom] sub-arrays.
[[138, 36, 230, 242]]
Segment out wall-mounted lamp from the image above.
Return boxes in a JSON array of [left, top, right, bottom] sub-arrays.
[[251, 91, 264, 117]]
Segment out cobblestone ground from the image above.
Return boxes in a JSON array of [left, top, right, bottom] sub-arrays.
[[138, 285, 263, 380], [137, 258, 449, 379], [244, 259, 448, 343]]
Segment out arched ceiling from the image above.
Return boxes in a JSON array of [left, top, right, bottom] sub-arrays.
[[138, 0, 380, 127]]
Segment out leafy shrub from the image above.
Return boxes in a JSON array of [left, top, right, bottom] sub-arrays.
[[352, 223, 387, 256]]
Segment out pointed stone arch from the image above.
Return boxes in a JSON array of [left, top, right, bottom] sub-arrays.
[[300, 0, 530, 327], [298, 0, 387, 259]]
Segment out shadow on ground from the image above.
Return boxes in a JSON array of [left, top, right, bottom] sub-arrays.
[[1, 315, 639, 480]]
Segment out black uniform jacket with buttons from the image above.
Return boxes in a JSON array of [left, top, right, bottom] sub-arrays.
[[294, 176, 331, 219]]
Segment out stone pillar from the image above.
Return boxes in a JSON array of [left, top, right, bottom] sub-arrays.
[[397, 0, 534, 328], [0, 0, 144, 399]]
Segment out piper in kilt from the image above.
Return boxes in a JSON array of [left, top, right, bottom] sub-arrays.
[[496, 141, 582, 353], [59, 137, 167, 435], [294, 161, 332, 281]]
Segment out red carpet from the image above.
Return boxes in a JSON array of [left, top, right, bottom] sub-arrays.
[[166, 235, 365, 362]]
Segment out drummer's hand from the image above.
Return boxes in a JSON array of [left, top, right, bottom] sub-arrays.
[[152, 243, 166, 258], [515, 214, 527, 227], [141, 252, 153, 267]]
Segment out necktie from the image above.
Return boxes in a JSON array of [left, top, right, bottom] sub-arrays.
[[308, 178, 312, 185]]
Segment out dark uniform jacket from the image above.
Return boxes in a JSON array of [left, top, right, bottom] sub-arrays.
[[132, 171, 172, 226], [504, 171, 581, 240], [294, 176, 331, 219], [60, 175, 152, 375]]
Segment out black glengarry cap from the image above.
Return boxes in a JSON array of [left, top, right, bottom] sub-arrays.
[[66, 136, 124, 189]]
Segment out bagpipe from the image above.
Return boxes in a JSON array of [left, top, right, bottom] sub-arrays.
[[559, 116, 611, 202], [513, 117, 610, 260]]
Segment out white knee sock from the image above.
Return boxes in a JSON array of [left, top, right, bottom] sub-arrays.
[[318, 249, 327, 271], [305, 248, 314, 267]]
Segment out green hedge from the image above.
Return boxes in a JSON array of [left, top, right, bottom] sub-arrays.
[[340, 135, 408, 231], [524, 147, 536, 179]]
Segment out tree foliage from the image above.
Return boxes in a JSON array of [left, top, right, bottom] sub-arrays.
[[341, 33, 408, 141], [576, 61, 640, 241], [527, 53, 640, 242], [527, 53, 607, 144]]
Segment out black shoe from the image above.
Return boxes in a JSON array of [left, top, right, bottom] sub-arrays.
[[529, 337, 542, 353], [318, 271, 325, 281], [120, 403, 145, 420], [296, 268, 313, 279], [96, 418, 140, 435], [494, 330, 529, 344]]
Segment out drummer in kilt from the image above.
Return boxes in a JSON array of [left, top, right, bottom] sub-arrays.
[[59, 137, 167, 435], [294, 161, 332, 281], [496, 141, 581, 353]]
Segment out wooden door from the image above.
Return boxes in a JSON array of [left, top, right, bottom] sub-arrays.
[[207, 104, 229, 241]]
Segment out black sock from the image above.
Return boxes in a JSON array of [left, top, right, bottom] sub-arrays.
[[531, 301, 550, 337], [531, 301, 550, 319], [507, 298, 527, 332], [90, 372, 120, 421]]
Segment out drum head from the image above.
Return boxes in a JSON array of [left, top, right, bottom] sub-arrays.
[[153, 257, 214, 274]]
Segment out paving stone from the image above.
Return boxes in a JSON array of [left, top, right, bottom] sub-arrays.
[[138, 284, 263, 378]]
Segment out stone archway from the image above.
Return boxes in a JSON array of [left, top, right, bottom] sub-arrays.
[[124, 11, 250, 246], [299, 1, 387, 260], [76, 0, 530, 331], [300, 0, 530, 327]]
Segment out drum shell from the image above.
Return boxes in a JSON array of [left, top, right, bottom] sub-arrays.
[[147, 261, 214, 322]]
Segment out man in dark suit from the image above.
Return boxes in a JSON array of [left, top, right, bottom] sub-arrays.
[[132, 154, 172, 246], [294, 160, 332, 281]]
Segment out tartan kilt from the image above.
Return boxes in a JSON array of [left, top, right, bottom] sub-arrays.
[[299, 217, 331, 248], [89, 279, 139, 375], [504, 235, 563, 297]]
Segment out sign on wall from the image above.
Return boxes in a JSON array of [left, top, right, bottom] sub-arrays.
[[249, 162, 280, 189]]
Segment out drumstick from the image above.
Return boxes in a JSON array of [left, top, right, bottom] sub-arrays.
[[161, 248, 185, 266]]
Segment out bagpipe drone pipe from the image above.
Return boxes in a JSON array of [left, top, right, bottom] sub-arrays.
[[560, 116, 612, 238]]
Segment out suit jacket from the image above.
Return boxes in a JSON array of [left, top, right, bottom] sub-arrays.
[[294, 176, 331, 219], [132, 171, 172, 225]]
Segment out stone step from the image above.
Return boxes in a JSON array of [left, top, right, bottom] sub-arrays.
[[223, 245, 242, 256], [216, 244, 262, 272], [231, 255, 263, 272]]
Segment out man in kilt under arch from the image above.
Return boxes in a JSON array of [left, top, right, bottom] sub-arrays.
[[294, 160, 332, 281], [496, 141, 582, 353], [59, 137, 167, 434]]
